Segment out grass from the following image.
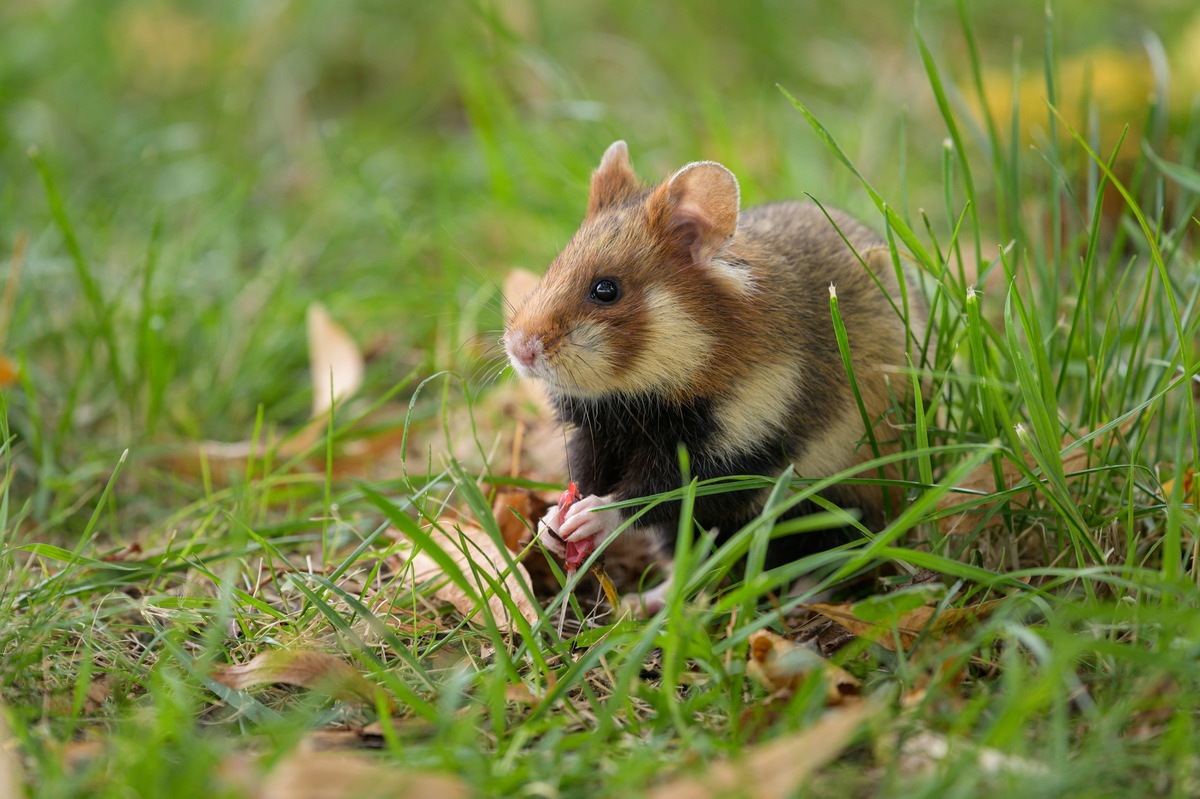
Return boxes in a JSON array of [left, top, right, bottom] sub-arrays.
[[3, 0, 1200, 796]]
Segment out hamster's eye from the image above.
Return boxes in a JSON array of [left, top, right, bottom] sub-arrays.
[[589, 278, 621, 304]]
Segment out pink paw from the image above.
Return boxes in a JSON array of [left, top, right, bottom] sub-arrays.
[[619, 573, 673, 618], [558, 494, 621, 545]]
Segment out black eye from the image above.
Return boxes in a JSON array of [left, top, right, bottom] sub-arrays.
[[589, 278, 621, 304]]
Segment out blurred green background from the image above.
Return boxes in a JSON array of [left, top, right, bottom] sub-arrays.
[[2, 0, 1198, 473]]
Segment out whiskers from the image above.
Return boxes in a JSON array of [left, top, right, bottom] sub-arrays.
[[461, 328, 513, 389]]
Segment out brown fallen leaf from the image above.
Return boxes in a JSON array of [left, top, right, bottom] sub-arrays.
[[502, 269, 541, 321], [297, 726, 377, 752], [504, 681, 541, 705], [0, 355, 17, 388], [1160, 467, 1198, 507], [197, 303, 365, 465], [221, 750, 470, 799], [937, 420, 1134, 536], [491, 487, 549, 552], [0, 697, 23, 799], [397, 522, 539, 633], [212, 649, 380, 707], [0, 233, 25, 387], [306, 303, 365, 420], [647, 700, 876, 799], [807, 598, 1005, 653], [746, 630, 860, 706]]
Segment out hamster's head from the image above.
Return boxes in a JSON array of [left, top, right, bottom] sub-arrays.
[[504, 141, 752, 401]]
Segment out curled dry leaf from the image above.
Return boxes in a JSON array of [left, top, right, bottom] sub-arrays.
[[397, 522, 539, 633], [746, 630, 860, 706], [221, 750, 470, 799], [647, 700, 877, 799], [807, 598, 1005, 653], [212, 649, 379, 707]]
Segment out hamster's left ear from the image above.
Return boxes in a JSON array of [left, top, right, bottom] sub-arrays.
[[652, 161, 740, 264], [587, 141, 640, 216]]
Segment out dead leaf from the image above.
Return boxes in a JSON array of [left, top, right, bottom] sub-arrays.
[[397, 522, 539, 633], [647, 701, 876, 799], [100, 543, 143, 563], [504, 682, 540, 705], [221, 750, 470, 799], [0, 698, 23, 798], [937, 420, 1133, 536], [212, 650, 380, 707], [491, 488, 548, 552], [0, 233, 26, 380], [0, 356, 17, 388], [306, 303, 364, 419], [502, 269, 540, 321], [1160, 468, 1198, 507], [807, 598, 1005, 653], [194, 303, 366, 467], [746, 631, 860, 705]]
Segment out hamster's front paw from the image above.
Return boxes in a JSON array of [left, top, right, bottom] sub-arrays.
[[537, 505, 567, 558], [558, 494, 621, 545]]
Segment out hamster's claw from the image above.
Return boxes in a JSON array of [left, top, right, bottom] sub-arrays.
[[537, 506, 567, 558]]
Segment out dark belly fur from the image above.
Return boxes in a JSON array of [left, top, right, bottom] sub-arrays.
[[555, 394, 854, 570]]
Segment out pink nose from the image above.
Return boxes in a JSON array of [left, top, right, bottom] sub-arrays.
[[505, 332, 543, 371]]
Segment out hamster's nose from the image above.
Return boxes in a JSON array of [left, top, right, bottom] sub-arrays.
[[505, 331, 543, 371]]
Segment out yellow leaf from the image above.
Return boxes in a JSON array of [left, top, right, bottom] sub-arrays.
[[647, 701, 876, 799], [746, 630, 860, 705], [212, 650, 379, 707], [807, 599, 1005, 653], [222, 750, 470, 799], [1160, 468, 1198, 507]]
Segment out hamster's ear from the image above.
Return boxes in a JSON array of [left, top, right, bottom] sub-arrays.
[[587, 141, 639, 216], [654, 161, 740, 264]]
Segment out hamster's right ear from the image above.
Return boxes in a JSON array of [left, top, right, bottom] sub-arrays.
[[587, 140, 639, 216], [653, 161, 740, 264]]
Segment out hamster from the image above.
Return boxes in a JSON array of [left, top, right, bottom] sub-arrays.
[[503, 140, 929, 606]]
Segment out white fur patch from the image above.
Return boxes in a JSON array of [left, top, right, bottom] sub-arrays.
[[711, 361, 803, 459], [622, 288, 715, 395], [708, 256, 756, 295]]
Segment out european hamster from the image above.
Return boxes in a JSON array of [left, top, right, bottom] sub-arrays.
[[503, 141, 929, 603]]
